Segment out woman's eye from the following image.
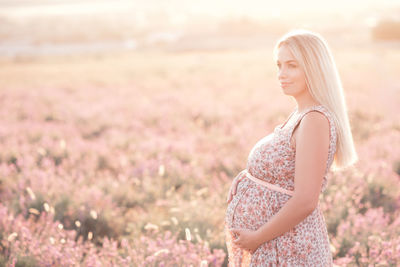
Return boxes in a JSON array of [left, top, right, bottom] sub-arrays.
[[289, 64, 296, 68]]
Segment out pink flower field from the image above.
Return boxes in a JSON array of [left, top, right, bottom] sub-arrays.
[[0, 41, 399, 266]]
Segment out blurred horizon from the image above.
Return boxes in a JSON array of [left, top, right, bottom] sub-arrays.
[[0, 0, 399, 57]]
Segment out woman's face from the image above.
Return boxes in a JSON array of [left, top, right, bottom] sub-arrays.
[[276, 45, 308, 97]]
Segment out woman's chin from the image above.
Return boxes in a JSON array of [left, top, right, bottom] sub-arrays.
[[281, 88, 292, 95]]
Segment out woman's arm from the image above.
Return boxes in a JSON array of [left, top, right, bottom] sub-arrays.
[[232, 111, 330, 251]]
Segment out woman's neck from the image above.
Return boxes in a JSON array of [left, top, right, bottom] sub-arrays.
[[294, 92, 320, 113]]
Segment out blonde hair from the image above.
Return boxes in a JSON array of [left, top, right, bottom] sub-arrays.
[[274, 29, 358, 170]]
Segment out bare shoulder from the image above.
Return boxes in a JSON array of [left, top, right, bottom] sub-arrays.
[[302, 111, 329, 129], [297, 111, 330, 140], [291, 111, 330, 148]]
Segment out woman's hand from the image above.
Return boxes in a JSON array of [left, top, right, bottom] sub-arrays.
[[226, 170, 247, 203], [230, 228, 261, 254]]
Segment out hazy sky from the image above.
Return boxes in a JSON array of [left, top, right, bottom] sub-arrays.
[[154, 0, 399, 17], [0, 0, 398, 24]]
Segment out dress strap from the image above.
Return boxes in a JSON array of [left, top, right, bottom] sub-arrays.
[[279, 108, 298, 130]]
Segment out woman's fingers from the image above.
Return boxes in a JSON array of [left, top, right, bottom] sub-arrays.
[[227, 182, 237, 203], [232, 179, 239, 195], [226, 187, 233, 203], [227, 170, 247, 203], [232, 172, 245, 195], [227, 179, 237, 202]]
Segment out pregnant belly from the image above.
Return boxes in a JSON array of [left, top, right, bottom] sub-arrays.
[[225, 178, 277, 231]]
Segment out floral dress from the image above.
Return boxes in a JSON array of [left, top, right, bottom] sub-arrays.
[[225, 105, 337, 267]]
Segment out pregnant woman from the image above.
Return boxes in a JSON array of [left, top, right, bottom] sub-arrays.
[[225, 30, 358, 266]]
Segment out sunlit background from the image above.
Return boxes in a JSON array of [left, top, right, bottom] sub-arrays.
[[0, 0, 400, 55], [0, 0, 399, 266]]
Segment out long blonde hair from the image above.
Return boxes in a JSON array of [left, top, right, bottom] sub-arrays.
[[274, 29, 358, 170]]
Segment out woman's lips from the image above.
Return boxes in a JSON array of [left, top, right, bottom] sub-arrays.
[[280, 82, 292, 87]]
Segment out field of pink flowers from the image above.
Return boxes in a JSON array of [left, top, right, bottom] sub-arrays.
[[0, 45, 399, 266]]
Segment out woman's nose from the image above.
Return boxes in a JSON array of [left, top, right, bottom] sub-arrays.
[[278, 67, 287, 80]]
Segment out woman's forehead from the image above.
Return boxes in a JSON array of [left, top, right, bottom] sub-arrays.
[[276, 46, 296, 63]]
